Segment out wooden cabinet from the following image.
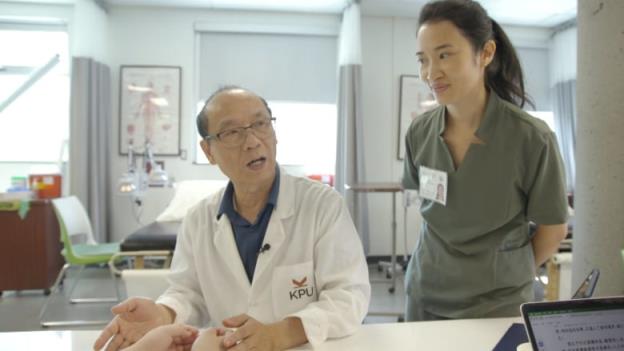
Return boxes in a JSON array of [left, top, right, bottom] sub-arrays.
[[0, 200, 64, 294]]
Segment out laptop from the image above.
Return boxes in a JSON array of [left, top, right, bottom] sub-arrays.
[[521, 296, 624, 350]]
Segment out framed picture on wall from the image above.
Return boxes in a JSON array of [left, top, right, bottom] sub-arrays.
[[119, 65, 182, 155], [397, 74, 437, 160]]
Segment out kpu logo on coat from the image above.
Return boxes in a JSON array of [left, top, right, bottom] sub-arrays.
[[289, 276, 314, 300]]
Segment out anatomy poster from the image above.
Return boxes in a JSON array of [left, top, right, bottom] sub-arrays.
[[119, 66, 181, 155]]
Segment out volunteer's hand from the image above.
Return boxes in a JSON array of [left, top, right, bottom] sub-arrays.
[[93, 297, 173, 351], [191, 328, 228, 351], [221, 314, 278, 351], [126, 324, 198, 351]]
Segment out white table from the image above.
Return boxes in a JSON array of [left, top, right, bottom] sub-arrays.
[[0, 317, 520, 351]]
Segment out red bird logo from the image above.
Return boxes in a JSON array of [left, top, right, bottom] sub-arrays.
[[292, 277, 307, 288]]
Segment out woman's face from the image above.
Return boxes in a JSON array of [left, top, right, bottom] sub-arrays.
[[416, 20, 492, 106]]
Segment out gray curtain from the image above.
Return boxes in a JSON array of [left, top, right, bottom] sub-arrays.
[[69, 57, 112, 242], [552, 79, 576, 192], [335, 64, 370, 253]]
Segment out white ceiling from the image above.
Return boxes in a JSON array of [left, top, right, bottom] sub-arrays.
[[361, 0, 576, 27], [477, 0, 576, 27], [4, 0, 577, 28], [103, 0, 347, 13]]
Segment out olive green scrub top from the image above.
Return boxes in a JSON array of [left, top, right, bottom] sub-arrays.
[[402, 92, 568, 319]]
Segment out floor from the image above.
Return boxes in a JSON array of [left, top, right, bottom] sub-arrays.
[[0, 263, 405, 332]]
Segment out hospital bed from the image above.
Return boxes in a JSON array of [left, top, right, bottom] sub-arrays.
[[113, 221, 179, 299], [112, 180, 226, 299], [120, 221, 179, 253]]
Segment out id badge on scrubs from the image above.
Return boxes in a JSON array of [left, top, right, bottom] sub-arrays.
[[419, 165, 448, 206]]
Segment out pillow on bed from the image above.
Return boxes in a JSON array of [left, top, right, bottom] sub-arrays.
[[156, 179, 227, 222]]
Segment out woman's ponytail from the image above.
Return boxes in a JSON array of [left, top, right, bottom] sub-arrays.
[[486, 19, 534, 108]]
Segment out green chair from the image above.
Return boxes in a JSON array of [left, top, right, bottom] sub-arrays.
[[39, 196, 121, 327]]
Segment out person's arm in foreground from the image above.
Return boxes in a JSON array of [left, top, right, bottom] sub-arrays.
[[123, 324, 198, 351], [92, 297, 176, 351], [220, 315, 307, 350], [191, 328, 233, 351]]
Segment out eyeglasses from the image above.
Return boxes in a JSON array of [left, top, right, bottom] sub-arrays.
[[205, 117, 276, 147]]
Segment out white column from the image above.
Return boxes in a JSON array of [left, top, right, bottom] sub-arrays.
[[573, 0, 624, 296]]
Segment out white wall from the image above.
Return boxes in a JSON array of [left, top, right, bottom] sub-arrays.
[[359, 16, 420, 257], [505, 24, 552, 110], [0, 2, 72, 20], [517, 47, 551, 110], [106, 6, 340, 242], [71, 0, 109, 64]]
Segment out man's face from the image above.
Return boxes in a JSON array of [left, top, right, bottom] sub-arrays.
[[199, 90, 277, 188]]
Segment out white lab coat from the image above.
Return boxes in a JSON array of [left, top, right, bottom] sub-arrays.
[[156, 171, 371, 346]]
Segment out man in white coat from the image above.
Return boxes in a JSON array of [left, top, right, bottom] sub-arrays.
[[94, 87, 371, 351]]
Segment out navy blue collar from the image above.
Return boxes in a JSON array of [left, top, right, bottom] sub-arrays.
[[217, 166, 280, 221]]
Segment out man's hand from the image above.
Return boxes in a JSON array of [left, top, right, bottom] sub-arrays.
[[221, 315, 275, 351], [221, 315, 306, 351], [93, 297, 175, 351], [126, 324, 198, 351]]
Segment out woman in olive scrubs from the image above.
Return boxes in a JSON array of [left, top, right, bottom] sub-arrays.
[[403, 0, 569, 321]]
